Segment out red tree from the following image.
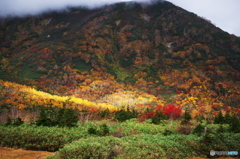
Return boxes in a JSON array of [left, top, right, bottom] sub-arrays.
[[163, 104, 182, 119]]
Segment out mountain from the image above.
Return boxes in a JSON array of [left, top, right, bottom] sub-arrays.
[[0, 1, 240, 119]]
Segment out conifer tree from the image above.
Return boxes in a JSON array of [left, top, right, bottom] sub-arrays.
[[214, 111, 224, 124], [224, 111, 232, 124], [229, 115, 240, 133]]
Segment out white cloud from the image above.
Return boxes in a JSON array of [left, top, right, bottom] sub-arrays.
[[0, 0, 151, 17], [167, 0, 240, 36], [0, 0, 239, 36]]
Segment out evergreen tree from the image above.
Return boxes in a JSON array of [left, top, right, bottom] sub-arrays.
[[192, 124, 205, 136], [55, 108, 79, 127], [214, 111, 224, 124], [183, 111, 192, 121], [229, 115, 240, 133], [114, 107, 138, 122], [36, 107, 55, 126], [224, 111, 232, 124]]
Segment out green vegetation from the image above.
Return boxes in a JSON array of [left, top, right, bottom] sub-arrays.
[[0, 118, 239, 158], [5, 116, 24, 126], [87, 124, 110, 136], [36, 107, 79, 127], [214, 111, 240, 133], [112, 66, 132, 81], [73, 60, 92, 72], [114, 108, 138, 122], [0, 124, 90, 151]]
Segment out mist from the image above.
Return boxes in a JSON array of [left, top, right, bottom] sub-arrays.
[[1, 0, 239, 36], [0, 0, 156, 18], [168, 0, 240, 36]]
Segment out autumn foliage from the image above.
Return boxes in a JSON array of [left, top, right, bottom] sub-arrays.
[[160, 104, 182, 119], [138, 103, 182, 122], [0, 1, 240, 123]]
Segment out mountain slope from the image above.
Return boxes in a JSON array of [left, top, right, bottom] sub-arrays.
[[0, 1, 240, 118]]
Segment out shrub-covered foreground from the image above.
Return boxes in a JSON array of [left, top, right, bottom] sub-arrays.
[[0, 124, 90, 151], [48, 133, 240, 159], [0, 119, 240, 158]]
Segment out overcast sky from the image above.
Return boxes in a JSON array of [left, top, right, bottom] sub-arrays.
[[0, 0, 239, 36], [167, 0, 240, 36]]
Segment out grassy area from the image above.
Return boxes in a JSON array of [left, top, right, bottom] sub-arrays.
[[47, 119, 240, 159], [0, 123, 90, 151], [0, 119, 240, 158]]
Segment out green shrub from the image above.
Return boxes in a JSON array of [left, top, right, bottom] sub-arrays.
[[163, 129, 173, 136], [200, 132, 240, 156], [229, 115, 240, 133], [1, 120, 239, 158], [192, 124, 205, 136], [100, 124, 110, 136], [0, 124, 89, 151], [88, 127, 98, 135], [151, 116, 161, 124], [217, 124, 229, 133], [48, 136, 125, 159], [87, 124, 110, 136], [114, 108, 138, 122], [5, 116, 24, 126], [12, 117, 24, 126], [36, 117, 55, 127], [48, 134, 206, 159]]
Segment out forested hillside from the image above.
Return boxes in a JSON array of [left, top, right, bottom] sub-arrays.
[[0, 1, 240, 121]]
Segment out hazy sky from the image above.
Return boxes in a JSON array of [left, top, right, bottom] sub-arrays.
[[168, 0, 240, 36], [0, 0, 239, 36]]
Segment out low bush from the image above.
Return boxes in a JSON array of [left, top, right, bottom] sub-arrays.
[[87, 124, 110, 136], [49, 132, 240, 159], [1, 119, 239, 158], [88, 127, 98, 135], [200, 131, 240, 156], [5, 116, 24, 126], [0, 124, 89, 151], [48, 136, 125, 159], [48, 134, 205, 159]]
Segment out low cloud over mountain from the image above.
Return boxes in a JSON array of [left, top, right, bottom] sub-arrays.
[[0, 0, 156, 18]]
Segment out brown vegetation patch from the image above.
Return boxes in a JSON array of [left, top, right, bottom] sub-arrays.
[[188, 157, 239, 159], [0, 147, 53, 159]]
